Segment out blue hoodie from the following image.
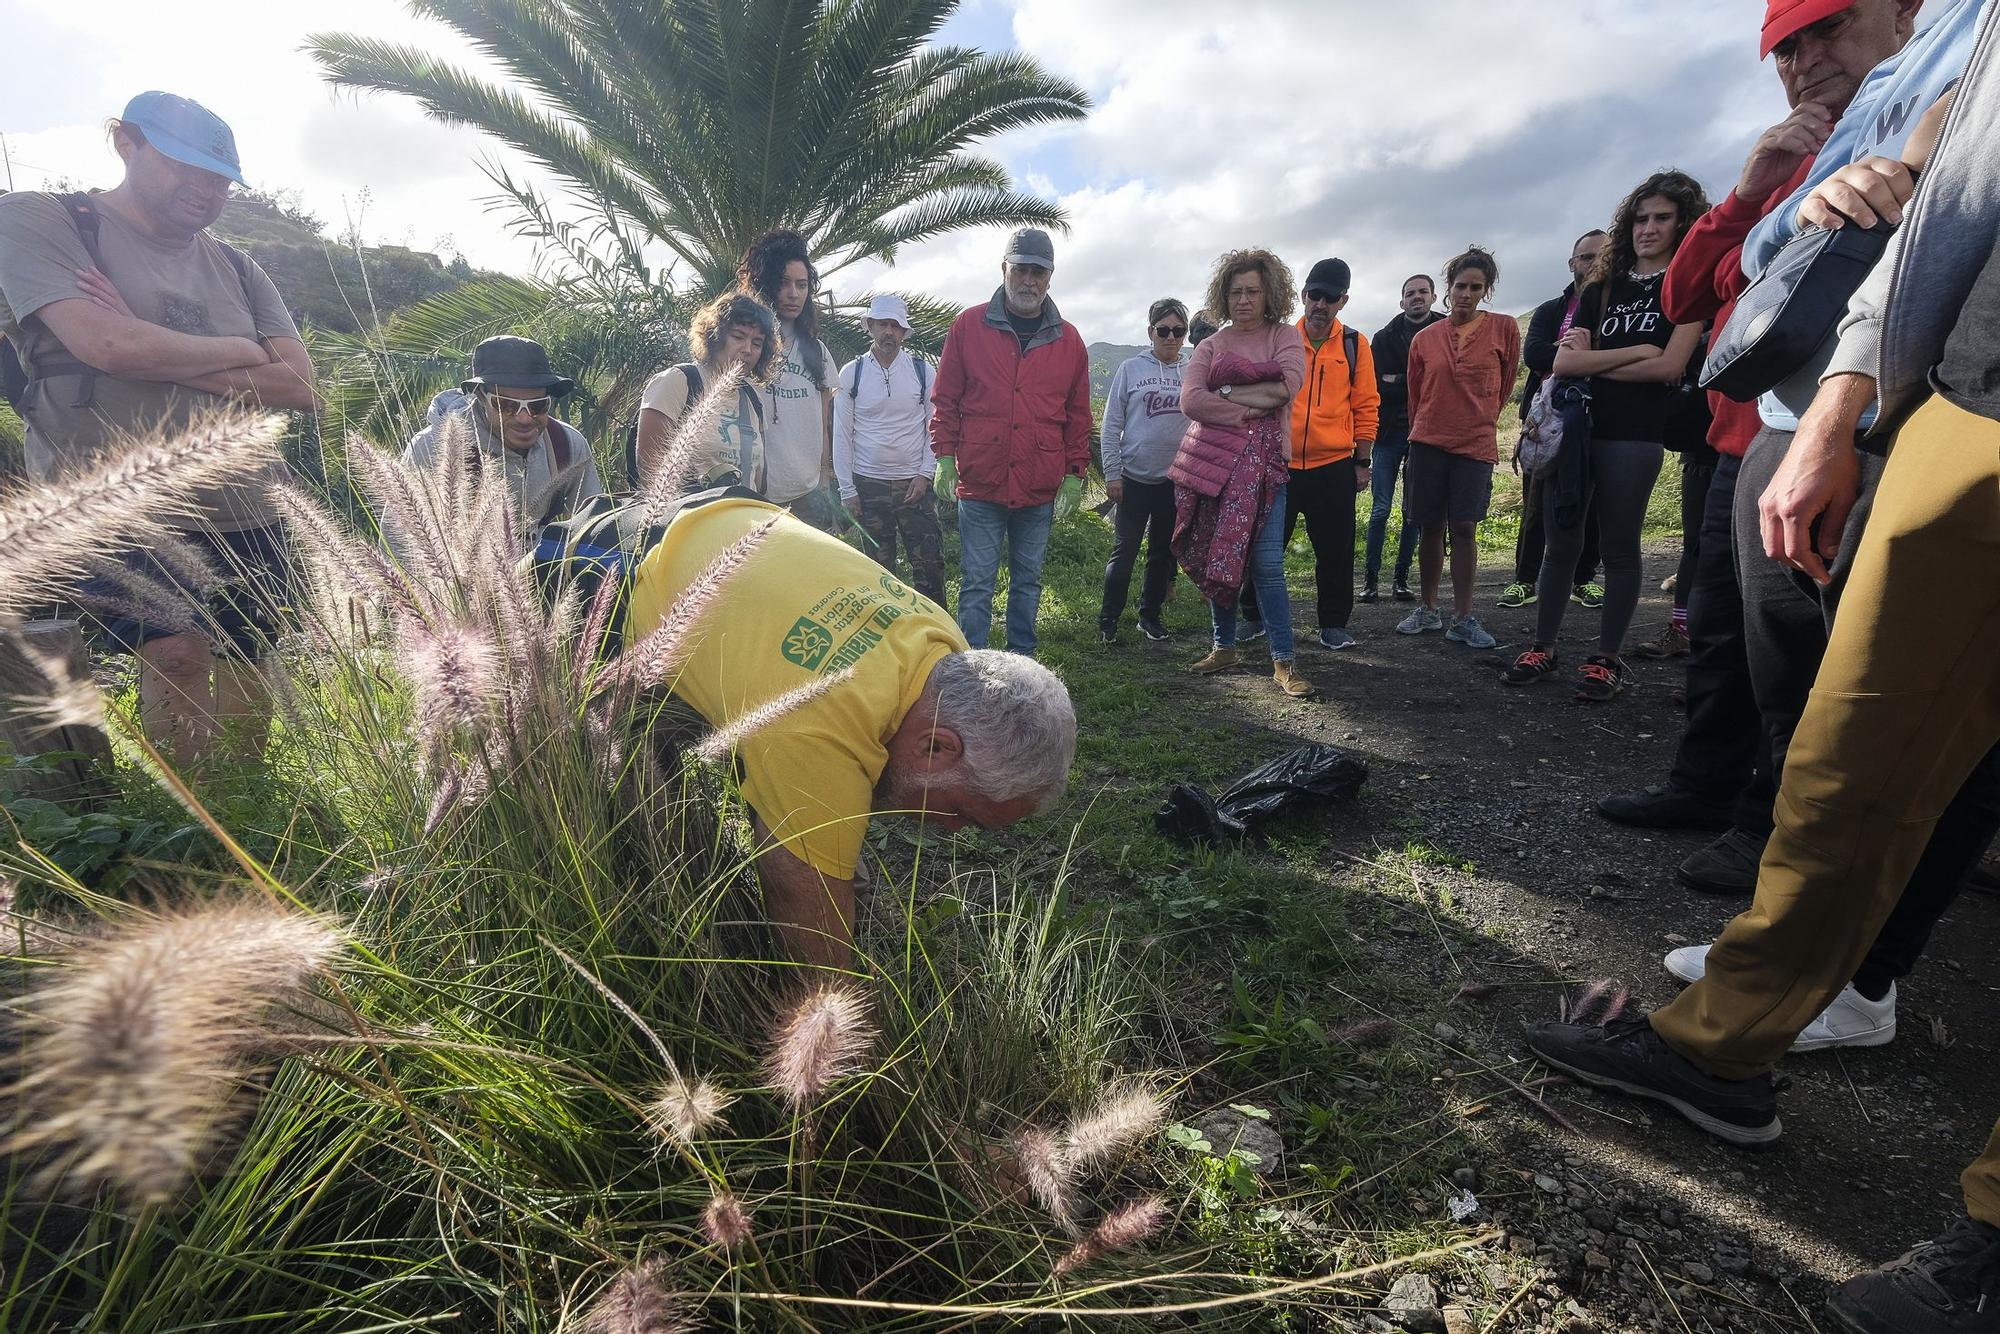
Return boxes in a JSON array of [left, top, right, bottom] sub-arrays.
[[1743, 0, 1984, 432]]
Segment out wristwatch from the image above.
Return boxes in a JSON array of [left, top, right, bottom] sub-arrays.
[[1219, 384, 1234, 400]]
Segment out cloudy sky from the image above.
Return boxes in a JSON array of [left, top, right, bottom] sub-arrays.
[[0, 0, 1868, 340]]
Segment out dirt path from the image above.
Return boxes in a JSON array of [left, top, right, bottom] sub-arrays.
[[1162, 543, 2000, 1329]]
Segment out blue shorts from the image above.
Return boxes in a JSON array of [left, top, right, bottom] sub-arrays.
[[80, 523, 296, 658]]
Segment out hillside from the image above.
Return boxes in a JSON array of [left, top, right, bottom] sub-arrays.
[[1086, 341, 1146, 396]]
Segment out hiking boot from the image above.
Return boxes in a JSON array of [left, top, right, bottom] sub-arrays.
[[1317, 626, 1357, 651], [1502, 646, 1559, 686], [1629, 621, 1691, 659], [1273, 660, 1317, 698], [1572, 582, 1606, 608], [1678, 826, 1767, 895], [1826, 1217, 2000, 1334], [1396, 605, 1443, 635], [1392, 578, 1416, 602], [1358, 580, 1380, 605], [1446, 615, 1496, 649], [1596, 784, 1735, 831], [1098, 622, 1118, 645], [1189, 646, 1240, 675], [1239, 618, 1268, 642], [1138, 614, 1171, 642], [1664, 946, 1899, 1052], [1497, 581, 1537, 608], [1525, 1015, 1781, 1146], [1575, 654, 1628, 702]]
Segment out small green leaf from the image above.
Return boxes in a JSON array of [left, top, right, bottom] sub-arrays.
[[1228, 1102, 1272, 1120]]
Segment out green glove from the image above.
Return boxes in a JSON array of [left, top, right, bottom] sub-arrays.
[[1052, 474, 1084, 521], [935, 455, 958, 498]]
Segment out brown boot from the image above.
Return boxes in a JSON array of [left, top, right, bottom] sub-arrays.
[[1272, 660, 1317, 698], [1189, 646, 1240, 674], [1628, 621, 1691, 659]]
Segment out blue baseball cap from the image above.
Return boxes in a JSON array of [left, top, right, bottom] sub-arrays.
[[119, 91, 245, 187]]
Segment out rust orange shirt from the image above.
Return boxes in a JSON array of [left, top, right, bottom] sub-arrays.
[[1406, 312, 1521, 464]]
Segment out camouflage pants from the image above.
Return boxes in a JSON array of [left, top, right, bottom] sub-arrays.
[[853, 474, 946, 608], [786, 486, 837, 533]]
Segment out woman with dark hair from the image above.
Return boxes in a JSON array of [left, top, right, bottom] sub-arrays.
[[736, 230, 838, 526], [1171, 250, 1314, 698], [635, 290, 779, 492], [1097, 297, 1189, 642], [1503, 169, 1709, 701]]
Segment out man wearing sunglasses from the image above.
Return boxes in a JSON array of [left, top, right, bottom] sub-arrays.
[[403, 334, 603, 531]]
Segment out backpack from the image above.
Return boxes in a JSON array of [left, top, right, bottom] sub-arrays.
[[531, 483, 764, 658], [1341, 327, 1359, 386], [1518, 377, 1591, 475], [843, 352, 932, 401], [1, 191, 255, 414], [622, 363, 766, 488]]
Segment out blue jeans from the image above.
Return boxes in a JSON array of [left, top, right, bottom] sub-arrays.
[[957, 498, 1054, 655], [1210, 483, 1295, 660], [1364, 430, 1418, 585]]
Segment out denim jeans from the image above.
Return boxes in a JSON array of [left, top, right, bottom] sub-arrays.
[[1209, 483, 1295, 660], [1364, 431, 1419, 585], [956, 498, 1054, 655]]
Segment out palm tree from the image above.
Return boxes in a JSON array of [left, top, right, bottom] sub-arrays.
[[307, 0, 1090, 297]]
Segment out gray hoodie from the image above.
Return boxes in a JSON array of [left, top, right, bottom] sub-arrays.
[[1826, 0, 2000, 435], [1099, 350, 1189, 484], [402, 388, 604, 530]]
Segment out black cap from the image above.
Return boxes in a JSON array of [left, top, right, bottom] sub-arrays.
[[462, 335, 575, 397], [1303, 258, 1351, 299]]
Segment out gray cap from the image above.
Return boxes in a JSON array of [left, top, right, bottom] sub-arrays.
[[1003, 227, 1055, 271]]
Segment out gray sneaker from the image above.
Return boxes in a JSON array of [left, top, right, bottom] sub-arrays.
[[1317, 626, 1357, 650], [1396, 606, 1443, 635], [1446, 615, 1496, 649]]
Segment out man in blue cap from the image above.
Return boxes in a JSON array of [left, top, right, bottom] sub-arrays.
[[0, 91, 317, 764]]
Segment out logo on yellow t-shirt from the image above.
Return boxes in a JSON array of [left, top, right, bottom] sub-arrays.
[[782, 617, 835, 670]]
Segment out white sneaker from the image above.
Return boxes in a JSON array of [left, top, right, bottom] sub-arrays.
[[1397, 605, 1443, 635], [1662, 945, 1897, 1051]]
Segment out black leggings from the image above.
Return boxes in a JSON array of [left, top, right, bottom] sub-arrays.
[[1534, 438, 1664, 655]]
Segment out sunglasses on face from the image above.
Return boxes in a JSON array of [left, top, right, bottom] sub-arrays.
[[1153, 324, 1188, 338], [486, 393, 553, 418]]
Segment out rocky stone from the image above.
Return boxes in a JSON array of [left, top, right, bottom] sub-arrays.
[[1381, 1273, 1445, 1333], [1584, 1207, 1616, 1231], [1190, 1108, 1284, 1177], [1535, 1173, 1563, 1195], [1442, 1305, 1476, 1334], [1713, 1244, 1752, 1276], [1683, 1261, 1715, 1285], [1433, 1022, 1460, 1044]]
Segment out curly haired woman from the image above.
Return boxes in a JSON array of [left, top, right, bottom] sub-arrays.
[[636, 290, 781, 492], [1503, 170, 1710, 701], [1170, 248, 1314, 698], [736, 230, 838, 526]]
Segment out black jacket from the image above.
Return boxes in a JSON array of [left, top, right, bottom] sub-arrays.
[[1520, 285, 1577, 416], [1371, 310, 1445, 436]]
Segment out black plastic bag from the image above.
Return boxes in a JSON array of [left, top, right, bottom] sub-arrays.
[[1155, 743, 1368, 845]]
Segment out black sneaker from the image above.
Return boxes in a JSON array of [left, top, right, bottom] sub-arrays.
[[1392, 579, 1416, 603], [1098, 623, 1117, 645], [1239, 618, 1268, 642], [1574, 654, 1628, 703], [1501, 646, 1558, 686], [1137, 614, 1171, 642], [1525, 1016, 1781, 1146], [1597, 784, 1736, 831], [1827, 1217, 2000, 1334], [1678, 827, 1768, 895], [1357, 581, 1380, 605]]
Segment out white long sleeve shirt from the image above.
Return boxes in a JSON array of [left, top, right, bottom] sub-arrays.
[[832, 348, 935, 500]]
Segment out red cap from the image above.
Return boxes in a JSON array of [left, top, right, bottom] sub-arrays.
[[1761, 0, 1859, 58]]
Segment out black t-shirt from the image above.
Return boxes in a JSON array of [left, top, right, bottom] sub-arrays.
[[1006, 308, 1040, 353], [1582, 272, 1675, 444], [1938, 243, 2000, 423]]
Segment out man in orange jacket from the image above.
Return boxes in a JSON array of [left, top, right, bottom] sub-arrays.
[[1241, 257, 1380, 650]]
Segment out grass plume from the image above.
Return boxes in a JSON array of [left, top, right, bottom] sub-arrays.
[[645, 1076, 735, 1148], [1052, 1196, 1169, 1276], [600, 514, 780, 697], [576, 1258, 695, 1334], [1064, 1081, 1166, 1176], [765, 984, 876, 1112], [691, 667, 855, 764]]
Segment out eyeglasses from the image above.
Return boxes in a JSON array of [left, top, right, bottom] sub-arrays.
[[1153, 324, 1188, 338], [486, 393, 553, 418]]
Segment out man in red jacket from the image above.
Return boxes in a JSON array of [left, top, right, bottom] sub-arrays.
[[1597, 0, 1900, 894], [930, 227, 1092, 657]]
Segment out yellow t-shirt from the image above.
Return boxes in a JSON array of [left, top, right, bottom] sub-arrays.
[[627, 499, 966, 878]]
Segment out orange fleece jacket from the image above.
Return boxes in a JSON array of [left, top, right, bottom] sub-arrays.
[[1287, 317, 1380, 468]]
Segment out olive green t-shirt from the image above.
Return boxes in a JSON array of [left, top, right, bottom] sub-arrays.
[[0, 191, 299, 531]]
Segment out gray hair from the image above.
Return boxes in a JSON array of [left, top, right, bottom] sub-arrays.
[[928, 650, 1075, 808]]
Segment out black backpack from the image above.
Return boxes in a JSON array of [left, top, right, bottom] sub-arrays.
[[1, 191, 254, 414], [622, 363, 767, 487]]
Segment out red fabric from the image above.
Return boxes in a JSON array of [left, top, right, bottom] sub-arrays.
[[928, 301, 1092, 507], [1661, 168, 1810, 455], [1762, 0, 1856, 57], [1171, 351, 1289, 607], [1406, 314, 1522, 464]]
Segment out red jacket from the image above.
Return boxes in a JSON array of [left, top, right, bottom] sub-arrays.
[[929, 290, 1092, 507], [1661, 167, 1809, 456]]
